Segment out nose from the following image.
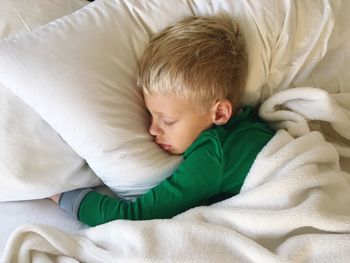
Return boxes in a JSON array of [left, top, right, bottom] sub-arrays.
[[149, 119, 164, 137]]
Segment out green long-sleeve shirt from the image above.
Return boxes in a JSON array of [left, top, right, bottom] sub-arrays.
[[59, 106, 274, 226]]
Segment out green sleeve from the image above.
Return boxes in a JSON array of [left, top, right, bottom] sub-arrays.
[[78, 135, 222, 226]]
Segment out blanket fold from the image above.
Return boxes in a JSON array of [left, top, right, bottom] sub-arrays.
[[259, 87, 350, 161]]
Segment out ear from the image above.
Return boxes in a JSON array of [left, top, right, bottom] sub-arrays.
[[212, 99, 233, 125]]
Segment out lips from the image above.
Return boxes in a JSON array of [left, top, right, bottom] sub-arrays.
[[160, 143, 172, 151], [155, 139, 172, 151]]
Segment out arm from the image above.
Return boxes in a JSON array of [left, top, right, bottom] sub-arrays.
[[57, 136, 222, 226]]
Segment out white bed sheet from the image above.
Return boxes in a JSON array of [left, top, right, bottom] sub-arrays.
[[0, 185, 117, 255], [0, 199, 86, 253], [290, 0, 350, 94]]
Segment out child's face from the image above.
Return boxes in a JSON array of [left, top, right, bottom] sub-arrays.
[[144, 94, 214, 155]]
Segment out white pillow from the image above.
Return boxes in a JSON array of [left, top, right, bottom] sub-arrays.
[[0, 0, 100, 201], [0, 0, 188, 199], [0, 0, 335, 199], [0, 0, 101, 201], [0, 0, 88, 39]]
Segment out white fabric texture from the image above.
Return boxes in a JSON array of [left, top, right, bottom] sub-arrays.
[[290, 0, 350, 95], [0, 185, 117, 255], [0, 0, 101, 202], [0, 0, 345, 199], [0, 0, 187, 199], [0, 0, 92, 254], [0, 0, 87, 39], [2, 88, 350, 261], [259, 88, 350, 154], [0, 199, 86, 257], [1, 0, 350, 261], [259, 87, 350, 174]]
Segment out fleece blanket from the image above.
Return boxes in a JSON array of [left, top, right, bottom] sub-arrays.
[[2, 87, 350, 262]]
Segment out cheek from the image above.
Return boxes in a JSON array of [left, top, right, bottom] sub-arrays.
[[177, 128, 198, 149], [166, 122, 201, 150], [165, 127, 186, 146]]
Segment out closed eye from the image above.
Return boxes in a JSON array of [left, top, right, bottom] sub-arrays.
[[163, 120, 176, 126]]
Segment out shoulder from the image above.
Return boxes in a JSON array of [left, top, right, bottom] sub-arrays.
[[225, 106, 274, 144], [220, 111, 274, 164], [183, 131, 223, 163], [233, 121, 274, 141], [213, 107, 275, 160], [226, 120, 274, 156]]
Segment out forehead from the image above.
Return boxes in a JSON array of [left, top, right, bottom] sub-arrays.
[[144, 94, 191, 116]]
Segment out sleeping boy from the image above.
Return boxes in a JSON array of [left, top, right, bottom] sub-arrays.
[[49, 15, 274, 226]]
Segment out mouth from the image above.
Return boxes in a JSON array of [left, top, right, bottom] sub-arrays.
[[159, 143, 172, 151], [155, 139, 172, 151]]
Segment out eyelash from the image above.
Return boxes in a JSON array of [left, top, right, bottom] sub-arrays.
[[148, 113, 176, 127], [163, 120, 175, 126]]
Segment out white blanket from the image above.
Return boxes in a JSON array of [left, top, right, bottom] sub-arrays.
[[2, 88, 350, 262], [259, 87, 350, 173]]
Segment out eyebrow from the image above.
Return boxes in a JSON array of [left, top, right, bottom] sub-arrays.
[[148, 110, 176, 119]]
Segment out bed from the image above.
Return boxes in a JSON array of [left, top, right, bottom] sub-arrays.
[[0, 0, 349, 261]]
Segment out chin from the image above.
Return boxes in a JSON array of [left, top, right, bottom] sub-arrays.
[[169, 148, 185, 155], [171, 151, 183, 155]]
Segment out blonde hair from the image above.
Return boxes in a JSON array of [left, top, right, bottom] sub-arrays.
[[137, 15, 247, 111]]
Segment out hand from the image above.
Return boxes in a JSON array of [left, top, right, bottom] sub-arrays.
[[48, 194, 61, 204]]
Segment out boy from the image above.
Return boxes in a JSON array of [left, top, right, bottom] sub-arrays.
[[50, 16, 274, 226]]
